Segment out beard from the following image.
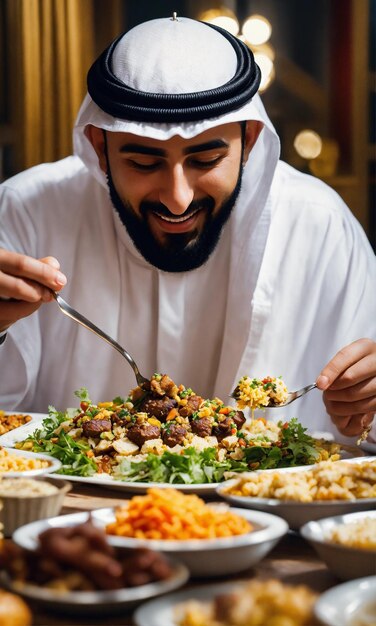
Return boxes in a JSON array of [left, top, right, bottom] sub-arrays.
[[106, 164, 244, 273]]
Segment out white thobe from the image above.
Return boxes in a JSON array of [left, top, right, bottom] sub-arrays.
[[0, 94, 375, 445]]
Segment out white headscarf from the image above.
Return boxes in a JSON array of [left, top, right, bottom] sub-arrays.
[[73, 16, 280, 189]]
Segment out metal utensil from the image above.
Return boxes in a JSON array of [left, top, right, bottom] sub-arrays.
[[51, 291, 150, 389], [231, 383, 318, 407]]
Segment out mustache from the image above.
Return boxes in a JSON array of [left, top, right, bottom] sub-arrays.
[[140, 197, 215, 220]]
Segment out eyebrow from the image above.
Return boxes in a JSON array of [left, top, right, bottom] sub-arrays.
[[118, 139, 229, 157]]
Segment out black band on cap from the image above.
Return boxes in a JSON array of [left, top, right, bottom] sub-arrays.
[[87, 22, 261, 122]]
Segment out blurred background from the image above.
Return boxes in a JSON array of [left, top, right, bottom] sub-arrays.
[[0, 0, 375, 248]]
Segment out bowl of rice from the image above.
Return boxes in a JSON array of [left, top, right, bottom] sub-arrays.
[[217, 458, 376, 529], [300, 510, 376, 581], [0, 476, 71, 536]]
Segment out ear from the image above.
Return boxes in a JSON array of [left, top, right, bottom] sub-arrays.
[[85, 125, 108, 173], [243, 121, 263, 164]]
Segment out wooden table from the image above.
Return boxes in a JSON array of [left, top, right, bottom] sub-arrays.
[[23, 482, 340, 626]]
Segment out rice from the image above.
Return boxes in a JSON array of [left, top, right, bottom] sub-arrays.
[[223, 460, 376, 502], [0, 478, 58, 497], [235, 376, 289, 411], [0, 448, 50, 474], [328, 518, 376, 550]]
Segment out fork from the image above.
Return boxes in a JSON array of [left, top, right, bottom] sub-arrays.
[[51, 291, 150, 390], [231, 383, 317, 407]]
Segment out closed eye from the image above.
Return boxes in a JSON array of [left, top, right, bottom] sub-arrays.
[[127, 160, 161, 172], [189, 156, 224, 169]]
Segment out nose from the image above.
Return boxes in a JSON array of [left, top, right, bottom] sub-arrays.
[[158, 164, 194, 215]]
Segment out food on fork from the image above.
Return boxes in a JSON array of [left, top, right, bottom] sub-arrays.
[[232, 376, 289, 411]]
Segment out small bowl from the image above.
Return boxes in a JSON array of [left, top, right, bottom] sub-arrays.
[[0, 476, 71, 536], [300, 510, 376, 580], [314, 576, 376, 626]]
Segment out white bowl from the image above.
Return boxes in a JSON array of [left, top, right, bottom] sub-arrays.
[[0, 447, 62, 477], [0, 476, 71, 536], [314, 576, 376, 626], [12, 506, 288, 578], [217, 458, 376, 530], [301, 510, 376, 580]]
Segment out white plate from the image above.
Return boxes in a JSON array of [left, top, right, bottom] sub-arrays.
[[0, 559, 189, 616], [1, 413, 366, 494], [0, 447, 62, 477], [133, 582, 260, 626], [301, 510, 376, 580], [217, 457, 376, 530], [12, 506, 288, 578], [0, 413, 46, 446], [314, 576, 376, 626]]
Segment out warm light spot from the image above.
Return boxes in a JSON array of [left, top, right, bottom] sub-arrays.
[[199, 8, 239, 36], [242, 15, 272, 45], [253, 52, 275, 91], [294, 130, 323, 159]]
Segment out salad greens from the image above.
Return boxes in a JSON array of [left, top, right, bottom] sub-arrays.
[[16, 402, 323, 483]]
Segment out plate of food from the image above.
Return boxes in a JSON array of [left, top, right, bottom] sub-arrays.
[[1, 516, 189, 615], [0, 412, 42, 443], [216, 457, 376, 529], [12, 487, 288, 577], [0, 447, 61, 477], [300, 510, 376, 580], [134, 578, 320, 626], [5, 374, 361, 493], [313, 576, 376, 626]]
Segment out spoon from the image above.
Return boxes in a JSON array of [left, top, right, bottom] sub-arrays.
[[51, 291, 150, 390], [231, 383, 317, 407]]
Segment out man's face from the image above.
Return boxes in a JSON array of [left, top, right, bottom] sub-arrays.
[[90, 122, 257, 271]]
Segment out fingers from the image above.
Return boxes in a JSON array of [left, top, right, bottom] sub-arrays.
[[0, 248, 66, 303], [329, 412, 374, 437], [316, 339, 375, 390], [322, 374, 376, 416], [0, 248, 67, 329]]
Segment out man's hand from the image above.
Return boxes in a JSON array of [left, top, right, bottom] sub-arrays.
[[0, 248, 67, 332], [316, 338, 376, 437]]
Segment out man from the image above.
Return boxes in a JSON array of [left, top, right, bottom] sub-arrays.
[[0, 16, 375, 443]]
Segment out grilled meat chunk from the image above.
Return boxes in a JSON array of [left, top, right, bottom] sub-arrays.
[[126, 423, 161, 447], [162, 424, 187, 447], [82, 419, 112, 438], [190, 417, 212, 437], [138, 397, 177, 421]]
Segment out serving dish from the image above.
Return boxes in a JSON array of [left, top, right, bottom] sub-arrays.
[[216, 457, 376, 530], [0, 414, 45, 446], [0, 558, 189, 616], [0, 412, 364, 494], [0, 447, 62, 477], [12, 506, 288, 578], [300, 510, 376, 580], [0, 476, 71, 536], [314, 576, 376, 626]]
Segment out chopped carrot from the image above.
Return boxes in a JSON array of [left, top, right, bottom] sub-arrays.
[[166, 408, 179, 421]]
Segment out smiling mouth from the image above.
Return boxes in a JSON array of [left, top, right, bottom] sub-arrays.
[[152, 208, 201, 223]]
